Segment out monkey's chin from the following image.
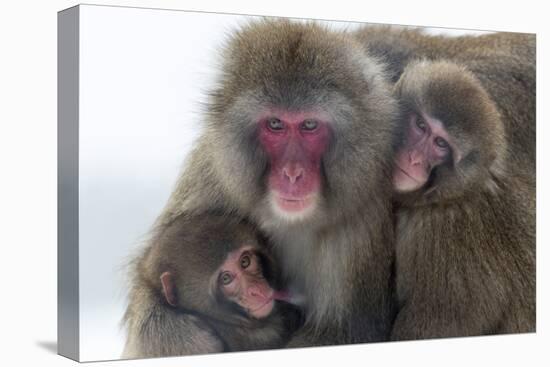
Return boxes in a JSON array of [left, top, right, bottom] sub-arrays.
[[269, 193, 317, 222]]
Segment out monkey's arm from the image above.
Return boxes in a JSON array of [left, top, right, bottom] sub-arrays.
[[285, 326, 339, 348], [354, 26, 421, 83], [391, 242, 502, 339], [392, 192, 535, 340], [390, 263, 504, 341], [122, 295, 224, 358]]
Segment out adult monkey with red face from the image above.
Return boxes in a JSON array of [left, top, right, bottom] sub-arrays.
[[124, 19, 400, 348], [390, 60, 535, 340]]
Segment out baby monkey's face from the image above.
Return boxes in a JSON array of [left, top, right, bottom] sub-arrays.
[[160, 243, 281, 320], [216, 245, 275, 319]]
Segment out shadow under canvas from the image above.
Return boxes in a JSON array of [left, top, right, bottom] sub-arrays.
[[36, 340, 57, 354]]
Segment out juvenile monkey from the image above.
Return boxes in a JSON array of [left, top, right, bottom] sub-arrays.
[[122, 214, 302, 358], [390, 60, 535, 340], [355, 27, 535, 172]]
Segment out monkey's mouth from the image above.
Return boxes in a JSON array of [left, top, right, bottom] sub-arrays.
[[395, 165, 420, 182], [275, 195, 315, 212], [393, 164, 428, 193], [395, 163, 416, 181], [249, 298, 275, 319]]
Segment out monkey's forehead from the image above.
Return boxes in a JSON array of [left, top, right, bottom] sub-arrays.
[[220, 20, 368, 95], [168, 236, 261, 272]]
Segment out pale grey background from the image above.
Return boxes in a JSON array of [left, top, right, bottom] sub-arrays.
[[77, 5, 489, 361]]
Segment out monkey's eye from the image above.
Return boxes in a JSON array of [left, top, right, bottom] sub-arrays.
[[301, 119, 318, 131], [220, 272, 234, 286], [434, 137, 449, 150], [267, 118, 284, 131], [240, 254, 251, 269], [415, 116, 427, 132]]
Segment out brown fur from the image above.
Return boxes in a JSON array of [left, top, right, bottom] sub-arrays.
[[355, 27, 535, 172], [122, 214, 300, 358], [124, 19, 401, 349], [390, 60, 535, 340]]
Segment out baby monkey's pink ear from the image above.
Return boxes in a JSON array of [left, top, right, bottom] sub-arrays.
[[160, 271, 178, 307]]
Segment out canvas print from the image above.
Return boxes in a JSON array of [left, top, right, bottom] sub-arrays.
[[58, 4, 536, 362]]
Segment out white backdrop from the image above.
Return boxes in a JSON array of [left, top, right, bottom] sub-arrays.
[[0, 1, 547, 367], [77, 5, 492, 361]]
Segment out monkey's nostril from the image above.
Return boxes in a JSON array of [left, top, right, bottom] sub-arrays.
[[283, 167, 304, 184], [249, 286, 267, 299], [409, 152, 423, 166]]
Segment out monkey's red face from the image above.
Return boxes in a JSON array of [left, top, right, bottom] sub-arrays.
[[258, 110, 331, 220], [218, 246, 276, 319], [393, 113, 459, 192]]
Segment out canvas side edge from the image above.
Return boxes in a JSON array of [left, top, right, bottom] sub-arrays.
[[58, 5, 80, 362]]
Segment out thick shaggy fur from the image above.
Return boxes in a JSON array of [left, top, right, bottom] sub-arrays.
[[390, 61, 535, 340], [355, 27, 535, 172], [123, 19, 401, 353]]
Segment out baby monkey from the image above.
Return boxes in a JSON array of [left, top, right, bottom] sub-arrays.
[[122, 214, 301, 358]]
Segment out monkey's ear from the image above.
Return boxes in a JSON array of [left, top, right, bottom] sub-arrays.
[[160, 271, 178, 307]]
